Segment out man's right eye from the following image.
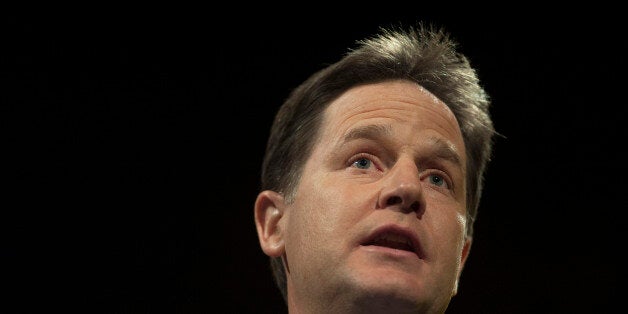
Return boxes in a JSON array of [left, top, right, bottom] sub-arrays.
[[352, 158, 372, 169]]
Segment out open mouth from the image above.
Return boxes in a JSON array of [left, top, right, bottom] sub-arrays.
[[366, 232, 414, 252], [362, 227, 424, 259]]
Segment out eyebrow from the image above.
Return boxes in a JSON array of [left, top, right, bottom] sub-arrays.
[[342, 124, 462, 167], [342, 124, 393, 143], [427, 137, 462, 167]]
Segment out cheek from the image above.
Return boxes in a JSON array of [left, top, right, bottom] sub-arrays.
[[283, 176, 362, 272], [290, 173, 368, 242], [431, 210, 467, 262]]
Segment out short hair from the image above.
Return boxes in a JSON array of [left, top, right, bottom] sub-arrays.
[[259, 22, 495, 302]]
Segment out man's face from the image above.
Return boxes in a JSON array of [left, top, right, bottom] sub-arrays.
[[262, 80, 470, 313]]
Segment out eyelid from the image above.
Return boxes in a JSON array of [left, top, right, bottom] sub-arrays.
[[422, 169, 454, 190], [348, 152, 382, 170]]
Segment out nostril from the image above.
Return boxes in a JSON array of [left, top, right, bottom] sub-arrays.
[[410, 201, 420, 212], [386, 196, 402, 206]]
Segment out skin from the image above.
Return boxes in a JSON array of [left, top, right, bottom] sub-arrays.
[[255, 80, 472, 314]]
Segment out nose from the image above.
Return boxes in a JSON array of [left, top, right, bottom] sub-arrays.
[[377, 157, 425, 217]]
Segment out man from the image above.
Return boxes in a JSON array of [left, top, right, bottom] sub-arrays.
[[254, 23, 495, 313]]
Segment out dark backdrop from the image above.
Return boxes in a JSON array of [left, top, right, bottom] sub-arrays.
[[4, 9, 626, 313]]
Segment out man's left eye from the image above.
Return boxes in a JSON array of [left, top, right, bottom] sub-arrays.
[[428, 174, 447, 187]]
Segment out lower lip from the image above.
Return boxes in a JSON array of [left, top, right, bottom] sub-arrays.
[[361, 245, 421, 259]]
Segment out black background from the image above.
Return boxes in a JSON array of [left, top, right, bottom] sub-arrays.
[[4, 8, 626, 313]]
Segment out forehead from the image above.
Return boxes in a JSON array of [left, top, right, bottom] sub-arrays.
[[333, 80, 445, 108], [321, 80, 462, 143]]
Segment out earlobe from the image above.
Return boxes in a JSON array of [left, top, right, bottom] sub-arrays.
[[452, 237, 472, 296], [254, 190, 286, 258]]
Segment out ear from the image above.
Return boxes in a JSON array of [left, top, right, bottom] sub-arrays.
[[452, 236, 472, 296], [254, 190, 286, 258]]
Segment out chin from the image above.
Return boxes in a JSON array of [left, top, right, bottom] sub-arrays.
[[350, 267, 426, 301]]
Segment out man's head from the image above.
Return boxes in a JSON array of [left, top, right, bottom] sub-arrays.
[[254, 23, 495, 313]]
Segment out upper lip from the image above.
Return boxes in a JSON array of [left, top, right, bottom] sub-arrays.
[[361, 224, 425, 259]]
